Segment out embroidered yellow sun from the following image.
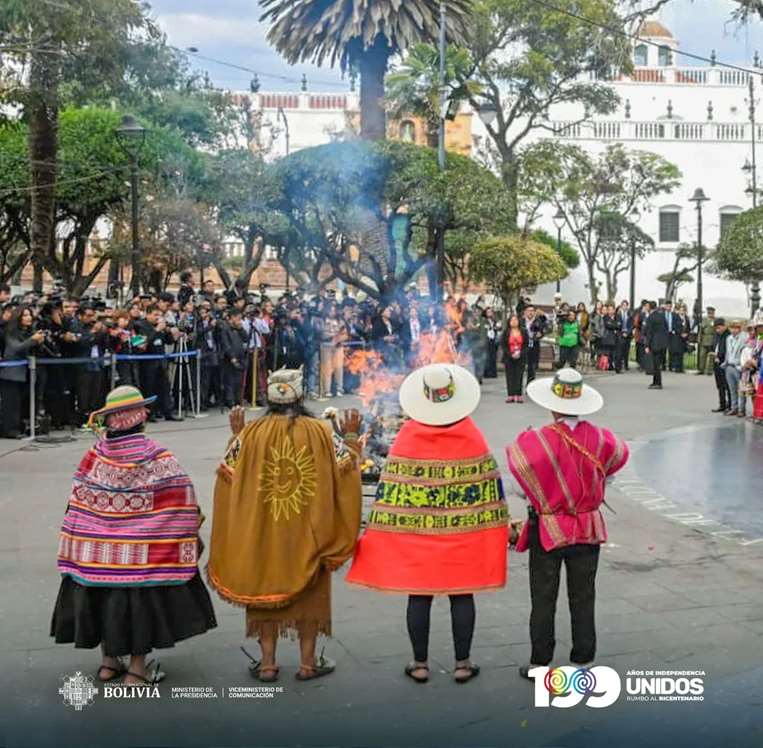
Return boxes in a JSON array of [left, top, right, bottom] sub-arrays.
[[262, 438, 317, 521]]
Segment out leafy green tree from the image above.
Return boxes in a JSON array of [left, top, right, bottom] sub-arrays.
[[469, 234, 568, 308], [273, 140, 513, 300], [203, 148, 290, 294], [528, 228, 580, 270], [462, 0, 632, 228], [538, 143, 681, 303], [385, 43, 482, 147], [711, 206, 763, 284], [0, 0, 173, 289], [260, 0, 473, 140], [658, 244, 701, 304], [0, 121, 31, 283], [594, 212, 654, 302]]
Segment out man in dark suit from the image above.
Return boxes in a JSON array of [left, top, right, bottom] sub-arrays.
[[615, 300, 633, 372], [644, 301, 669, 390], [669, 306, 691, 373]]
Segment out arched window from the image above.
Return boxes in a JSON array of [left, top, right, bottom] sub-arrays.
[[634, 44, 648, 67], [400, 120, 416, 143], [658, 45, 672, 67]]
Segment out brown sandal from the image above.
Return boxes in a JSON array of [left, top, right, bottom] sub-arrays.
[[241, 647, 280, 682]]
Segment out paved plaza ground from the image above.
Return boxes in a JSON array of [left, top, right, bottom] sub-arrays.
[[1, 369, 762, 748]]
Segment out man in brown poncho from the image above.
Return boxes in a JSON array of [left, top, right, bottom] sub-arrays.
[[207, 368, 362, 682]]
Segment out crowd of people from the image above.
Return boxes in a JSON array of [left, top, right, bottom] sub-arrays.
[[3, 274, 763, 438], [0, 276, 494, 439]]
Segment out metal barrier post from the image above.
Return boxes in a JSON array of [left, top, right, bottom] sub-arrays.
[[195, 350, 201, 416], [110, 352, 117, 390], [250, 348, 259, 410], [28, 356, 36, 440], [177, 350, 184, 420]]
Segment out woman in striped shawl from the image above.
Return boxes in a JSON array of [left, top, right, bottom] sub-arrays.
[[50, 386, 216, 685]]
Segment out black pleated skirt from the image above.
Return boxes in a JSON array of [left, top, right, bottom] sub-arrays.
[[50, 573, 217, 657]]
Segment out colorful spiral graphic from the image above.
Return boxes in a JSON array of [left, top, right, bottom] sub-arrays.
[[570, 668, 597, 695], [543, 667, 569, 695]]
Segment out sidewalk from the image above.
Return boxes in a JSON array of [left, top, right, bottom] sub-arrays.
[[1, 370, 761, 747]]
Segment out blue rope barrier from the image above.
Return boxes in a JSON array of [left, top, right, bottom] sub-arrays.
[[0, 350, 200, 369]]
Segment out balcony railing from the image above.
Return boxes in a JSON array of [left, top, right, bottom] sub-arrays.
[[550, 119, 761, 142], [586, 67, 752, 87]]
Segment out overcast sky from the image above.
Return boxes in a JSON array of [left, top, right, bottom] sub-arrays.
[[148, 0, 763, 92]]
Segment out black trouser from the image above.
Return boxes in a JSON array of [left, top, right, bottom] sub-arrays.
[[406, 594, 475, 662], [223, 361, 244, 407], [559, 346, 578, 368], [77, 367, 105, 421], [669, 350, 684, 372], [505, 358, 525, 396], [0, 379, 25, 435], [616, 336, 631, 370], [140, 362, 173, 417], [484, 342, 498, 378], [528, 522, 600, 666], [526, 344, 541, 383], [714, 363, 730, 408], [650, 350, 664, 386]]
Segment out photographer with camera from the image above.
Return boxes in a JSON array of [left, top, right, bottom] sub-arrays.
[[193, 302, 219, 411], [0, 306, 45, 438], [219, 308, 248, 408], [271, 307, 306, 371], [36, 300, 79, 429], [133, 304, 181, 422], [67, 305, 108, 427]]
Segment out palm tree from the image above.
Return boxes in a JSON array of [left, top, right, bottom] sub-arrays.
[[385, 43, 481, 148], [260, 0, 473, 140]]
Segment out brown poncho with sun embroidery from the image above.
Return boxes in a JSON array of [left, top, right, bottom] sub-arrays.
[[207, 414, 361, 637]]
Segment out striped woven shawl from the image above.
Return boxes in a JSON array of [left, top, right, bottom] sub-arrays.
[[57, 434, 200, 587]]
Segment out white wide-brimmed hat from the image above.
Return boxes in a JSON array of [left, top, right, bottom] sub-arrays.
[[399, 363, 481, 426], [526, 368, 603, 416]]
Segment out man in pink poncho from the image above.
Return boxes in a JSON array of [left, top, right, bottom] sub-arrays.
[[505, 368, 628, 679]]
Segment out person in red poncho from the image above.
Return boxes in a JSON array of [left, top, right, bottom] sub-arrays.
[[347, 363, 509, 684], [505, 368, 628, 680]]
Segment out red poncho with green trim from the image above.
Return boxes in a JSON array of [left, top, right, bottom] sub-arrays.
[[346, 417, 509, 595]]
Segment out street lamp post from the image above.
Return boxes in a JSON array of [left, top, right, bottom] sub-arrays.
[[277, 107, 291, 292], [116, 115, 146, 298], [689, 188, 710, 329], [553, 208, 565, 293], [434, 2, 447, 303], [629, 208, 640, 309]]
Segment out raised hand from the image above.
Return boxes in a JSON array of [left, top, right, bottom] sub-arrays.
[[337, 408, 362, 438], [229, 405, 246, 436]]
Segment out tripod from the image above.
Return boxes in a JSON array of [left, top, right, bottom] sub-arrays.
[[172, 336, 197, 418]]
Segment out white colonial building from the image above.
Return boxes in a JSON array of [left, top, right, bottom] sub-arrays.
[[243, 18, 756, 315], [473, 18, 758, 315]]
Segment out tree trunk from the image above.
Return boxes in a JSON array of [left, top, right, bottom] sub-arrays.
[[359, 36, 391, 141], [500, 157, 520, 232], [586, 261, 599, 306], [28, 53, 59, 292]]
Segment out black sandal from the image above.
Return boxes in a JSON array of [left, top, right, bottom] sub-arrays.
[[454, 664, 480, 684], [96, 662, 126, 682], [123, 659, 165, 685], [404, 663, 430, 683], [241, 646, 280, 682], [295, 655, 335, 681]]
